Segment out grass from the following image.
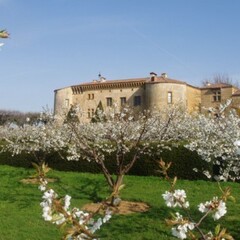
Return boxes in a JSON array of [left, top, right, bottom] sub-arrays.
[[0, 165, 239, 240]]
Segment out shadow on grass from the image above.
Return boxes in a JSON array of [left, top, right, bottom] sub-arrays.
[[53, 176, 108, 203], [98, 206, 174, 239], [101, 205, 240, 239]]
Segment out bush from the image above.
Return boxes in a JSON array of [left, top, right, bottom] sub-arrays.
[[126, 145, 212, 180], [0, 144, 212, 180]]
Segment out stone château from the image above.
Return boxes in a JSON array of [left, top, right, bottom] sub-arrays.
[[54, 72, 240, 122]]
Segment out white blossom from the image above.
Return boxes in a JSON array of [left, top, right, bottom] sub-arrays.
[[171, 213, 195, 239], [103, 209, 112, 223], [39, 180, 111, 239], [213, 200, 227, 220], [162, 191, 175, 207], [185, 108, 240, 181], [64, 195, 71, 211], [38, 184, 46, 191], [162, 189, 189, 208], [198, 197, 227, 220]]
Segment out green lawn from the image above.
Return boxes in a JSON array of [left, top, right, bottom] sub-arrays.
[[0, 165, 239, 240]]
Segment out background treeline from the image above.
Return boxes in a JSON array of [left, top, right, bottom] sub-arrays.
[[0, 144, 212, 180], [0, 109, 40, 126]]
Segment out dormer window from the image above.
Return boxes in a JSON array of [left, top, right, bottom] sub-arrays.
[[213, 90, 221, 102]]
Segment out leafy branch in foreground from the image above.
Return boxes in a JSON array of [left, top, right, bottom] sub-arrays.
[[0, 29, 9, 49], [0, 30, 9, 38], [159, 159, 234, 240], [38, 171, 112, 240]]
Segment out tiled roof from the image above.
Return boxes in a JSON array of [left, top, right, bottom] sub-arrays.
[[75, 77, 147, 87], [72, 76, 187, 88], [147, 76, 187, 85], [232, 89, 240, 96], [201, 83, 233, 89], [55, 75, 197, 92]]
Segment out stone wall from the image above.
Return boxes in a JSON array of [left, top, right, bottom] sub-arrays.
[[186, 85, 201, 113], [54, 77, 240, 121], [54, 87, 73, 119], [145, 82, 187, 111], [72, 85, 145, 122], [201, 87, 235, 112]]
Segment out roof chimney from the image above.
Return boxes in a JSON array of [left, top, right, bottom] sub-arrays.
[[100, 76, 106, 82], [98, 73, 106, 82], [161, 73, 168, 78], [150, 72, 157, 81]]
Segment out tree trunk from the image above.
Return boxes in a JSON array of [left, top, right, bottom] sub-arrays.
[[110, 174, 124, 206]]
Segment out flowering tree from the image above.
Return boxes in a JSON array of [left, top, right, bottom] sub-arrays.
[[185, 102, 240, 181], [1, 114, 112, 239], [1, 117, 67, 174], [63, 105, 189, 205]]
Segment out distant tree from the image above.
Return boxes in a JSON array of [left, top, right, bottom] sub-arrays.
[[64, 105, 80, 124], [202, 73, 239, 88], [0, 110, 40, 126], [1, 118, 68, 182], [91, 101, 105, 123]]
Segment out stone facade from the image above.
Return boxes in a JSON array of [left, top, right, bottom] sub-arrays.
[[200, 83, 239, 114], [54, 73, 240, 122]]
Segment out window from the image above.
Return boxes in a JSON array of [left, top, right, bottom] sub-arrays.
[[120, 97, 126, 106], [106, 97, 113, 107], [64, 99, 69, 108], [88, 93, 94, 100], [167, 92, 173, 104], [87, 109, 95, 118], [134, 96, 141, 106], [213, 90, 221, 102]]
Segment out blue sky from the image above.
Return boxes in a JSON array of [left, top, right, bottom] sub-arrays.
[[1, 0, 240, 112]]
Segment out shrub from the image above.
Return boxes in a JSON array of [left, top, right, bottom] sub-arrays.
[[0, 144, 212, 180]]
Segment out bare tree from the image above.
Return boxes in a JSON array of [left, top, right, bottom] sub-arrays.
[[202, 73, 239, 88], [0, 109, 40, 126]]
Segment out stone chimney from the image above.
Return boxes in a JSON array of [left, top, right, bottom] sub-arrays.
[[100, 77, 106, 82], [161, 73, 168, 78], [150, 72, 157, 81], [98, 73, 106, 82]]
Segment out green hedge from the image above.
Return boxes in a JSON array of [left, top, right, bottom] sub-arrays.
[[0, 145, 212, 180]]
